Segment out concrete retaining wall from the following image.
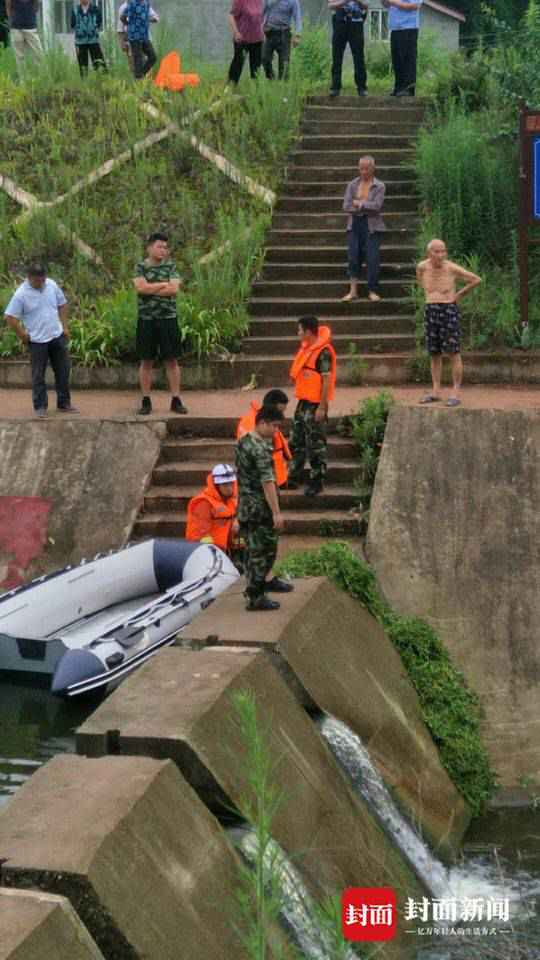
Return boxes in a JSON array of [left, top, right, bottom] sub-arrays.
[[367, 407, 540, 785], [0, 421, 162, 585], [3, 351, 540, 390], [0, 888, 105, 960], [0, 755, 284, 960]]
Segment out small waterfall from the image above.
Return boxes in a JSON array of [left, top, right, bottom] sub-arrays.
[[318, 715, 540, 916], [318, 714, 449, 898], [228, 826, 357, 960]]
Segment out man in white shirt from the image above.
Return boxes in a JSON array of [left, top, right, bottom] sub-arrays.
[[4, 263, 76, 418]]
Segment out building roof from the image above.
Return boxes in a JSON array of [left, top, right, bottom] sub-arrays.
[[424, 0, 466, 22]]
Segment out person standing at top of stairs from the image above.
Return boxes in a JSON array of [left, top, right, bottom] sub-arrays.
[[382, 0, 423, 96], [328, 0, 368, 98]]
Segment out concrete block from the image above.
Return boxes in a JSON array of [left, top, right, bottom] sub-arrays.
[[177, 577, 469, 858], [367, 407, 540, 785], [0, 755, 263, 960], [77, 647, 427, 948], [0, 887, 104, 960]]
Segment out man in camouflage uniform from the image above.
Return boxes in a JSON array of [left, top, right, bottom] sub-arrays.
[[235, 406, 294, 612], [133, 231, 188, 416], [288, 316, 336, 496]]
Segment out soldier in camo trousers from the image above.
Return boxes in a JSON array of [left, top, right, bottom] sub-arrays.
[[235, 406, 294, 612], [288, 316, 337, 496]]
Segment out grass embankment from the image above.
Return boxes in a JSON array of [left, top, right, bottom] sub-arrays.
[[0, 45, 305, 364], [0, 24, 467, 367]]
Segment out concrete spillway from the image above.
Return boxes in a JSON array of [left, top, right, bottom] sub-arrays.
[[367, 406, 540, 786]]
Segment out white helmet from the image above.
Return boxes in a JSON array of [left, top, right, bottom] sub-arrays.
[[211, 464, 236, 486]]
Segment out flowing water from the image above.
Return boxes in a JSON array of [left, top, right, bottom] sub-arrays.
[[1, 682, 539, 958]]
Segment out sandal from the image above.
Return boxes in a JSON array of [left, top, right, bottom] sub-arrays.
[[341, 292, 358, 302], [447, 397, 461, 407], [419, 394, 441, 404]]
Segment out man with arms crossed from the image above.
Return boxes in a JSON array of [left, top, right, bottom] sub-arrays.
[[133, 232, 188, 416], [417, 239, 481, 407]]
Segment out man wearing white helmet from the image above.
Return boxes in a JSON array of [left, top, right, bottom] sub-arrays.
[[185, 464, 239, 557]]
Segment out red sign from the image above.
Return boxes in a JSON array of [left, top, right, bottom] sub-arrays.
[[342, 887, 397, 942]]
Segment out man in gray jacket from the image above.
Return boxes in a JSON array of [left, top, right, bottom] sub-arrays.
[[342, 155, 386, 302], [262, 0, 301, 80]]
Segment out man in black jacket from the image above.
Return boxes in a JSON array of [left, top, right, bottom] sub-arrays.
[[328, 0, 368, 98]]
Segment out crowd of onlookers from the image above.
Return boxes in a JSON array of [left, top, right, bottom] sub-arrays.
[[0, 0, 423, 95]]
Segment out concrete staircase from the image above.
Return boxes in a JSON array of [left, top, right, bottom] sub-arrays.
[[133, 96, 425, 541], [240, 94, 426, 386], [132, 416, 361, 539]]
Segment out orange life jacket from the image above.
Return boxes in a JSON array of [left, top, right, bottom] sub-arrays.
[[236, 401, 292, 487], [289, 325, 337, 404], [185, 474, 237, 553]]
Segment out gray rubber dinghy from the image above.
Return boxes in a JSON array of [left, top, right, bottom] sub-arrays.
[[0, 539, 239, 698]]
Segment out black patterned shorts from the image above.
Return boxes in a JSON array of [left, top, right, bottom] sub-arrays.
[[424, 302, 461, 355]]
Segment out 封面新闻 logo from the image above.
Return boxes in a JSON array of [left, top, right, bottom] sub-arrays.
[[342, 887, 397, 942]]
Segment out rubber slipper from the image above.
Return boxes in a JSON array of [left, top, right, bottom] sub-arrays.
[[447, 397, 461, 407], [419, 395, 441, 404]]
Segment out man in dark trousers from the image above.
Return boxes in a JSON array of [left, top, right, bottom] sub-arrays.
[[328, 0, 368, 98], [4, 264, 76, 418], [262, 0, 302, 80], [382, 0, 423, 96], [235, 406, 293, 612], [123, 0, 156, 79]]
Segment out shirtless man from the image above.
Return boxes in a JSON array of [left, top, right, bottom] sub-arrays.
[[416, 238, 481, 407]]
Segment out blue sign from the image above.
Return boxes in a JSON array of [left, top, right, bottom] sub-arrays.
[[534, 138, 540, 219]]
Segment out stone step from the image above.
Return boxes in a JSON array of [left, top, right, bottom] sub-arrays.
[[307, 94, 428, 108], [267, 227, 416, 246], [242, 332, 415, 355], [276, 195, 418, 213], [153, 459, 360, 486], [261, 262, 415, 281], [299, 134, 415, 151], [287, 164, 414, 181], [291, 149, 414, 167], [249, 296, 413, 317], [252, 279, 412, 299], [303, 106, 425, 124], [272, 211, 418, 230], [264, 244, 416, 264], [301, 120, 422, 137], [133, 509, 360, 538], [159, 435, 356, 464], [248, 314, 414, 336], [163, 415, 345, 438], [143, 484, 359, 512], [281, 179, 418, 197]]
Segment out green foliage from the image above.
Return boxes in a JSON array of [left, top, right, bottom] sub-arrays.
[[339, 390, 394, 514], [415, 104, 516, 265], [276, 542, 497, 816], [70, 290, 137, 366], [230, 690, 289, 960], [291, 25, 331, 87]]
